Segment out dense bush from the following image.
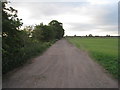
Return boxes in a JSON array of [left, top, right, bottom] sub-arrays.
[[2, 40, 51, 74]]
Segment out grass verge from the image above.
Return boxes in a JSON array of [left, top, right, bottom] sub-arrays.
[[67, 37, 118, 79]]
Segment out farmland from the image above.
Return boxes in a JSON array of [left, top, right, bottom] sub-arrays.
[[67, 37, 118, 79]]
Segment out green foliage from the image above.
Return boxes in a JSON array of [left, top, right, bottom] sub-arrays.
[[32, 20, 64, 42], [67, 37, 119, 79], [2, 3, 64, 74], [49, 20, 64, 39], [2, 2, 23, 52], [32, 24, 55, 42], [2, 2, 24, 74], [32, 24, 44, 42], [3, 40, 51, 74]]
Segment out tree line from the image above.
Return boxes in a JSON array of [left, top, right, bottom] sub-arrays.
[[2, 2, 64, 74], [32, 20, 64, 42]]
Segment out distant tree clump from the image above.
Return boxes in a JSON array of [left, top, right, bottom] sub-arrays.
[[88, 34, 93, 37], [49, 20, 64, 39], [33, 20, 64, 42], [74, 35, 76, 37], [106, 35, 110, 37]]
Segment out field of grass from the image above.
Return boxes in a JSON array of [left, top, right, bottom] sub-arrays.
[[67, 37, 118, 79]]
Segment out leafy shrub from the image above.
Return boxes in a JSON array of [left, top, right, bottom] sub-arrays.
[[2, 41, 51, 74]]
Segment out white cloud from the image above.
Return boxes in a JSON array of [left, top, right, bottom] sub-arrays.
[[87, 0, 118, 5], [8, 1, 118, 36], [9, 0, 119, 3]]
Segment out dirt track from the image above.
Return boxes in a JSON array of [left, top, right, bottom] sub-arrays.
[[3, 39, 118, 88]]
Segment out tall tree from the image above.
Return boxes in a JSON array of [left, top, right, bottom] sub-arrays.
[[2, 2, 23, 73], [42, 25, 55, 41], [49, 20, 64, 39], [2, 2, 23, 49]]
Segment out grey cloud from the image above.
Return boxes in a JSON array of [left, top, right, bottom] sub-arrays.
[[10, 1, 118, 36], [67, 23, 96, 31], [68, 22, 117, 31]]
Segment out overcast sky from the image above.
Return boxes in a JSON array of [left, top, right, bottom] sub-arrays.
[[8, 0, 118, 36]]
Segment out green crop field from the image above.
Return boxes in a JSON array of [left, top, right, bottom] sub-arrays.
[[67, 37, 118, 79]]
